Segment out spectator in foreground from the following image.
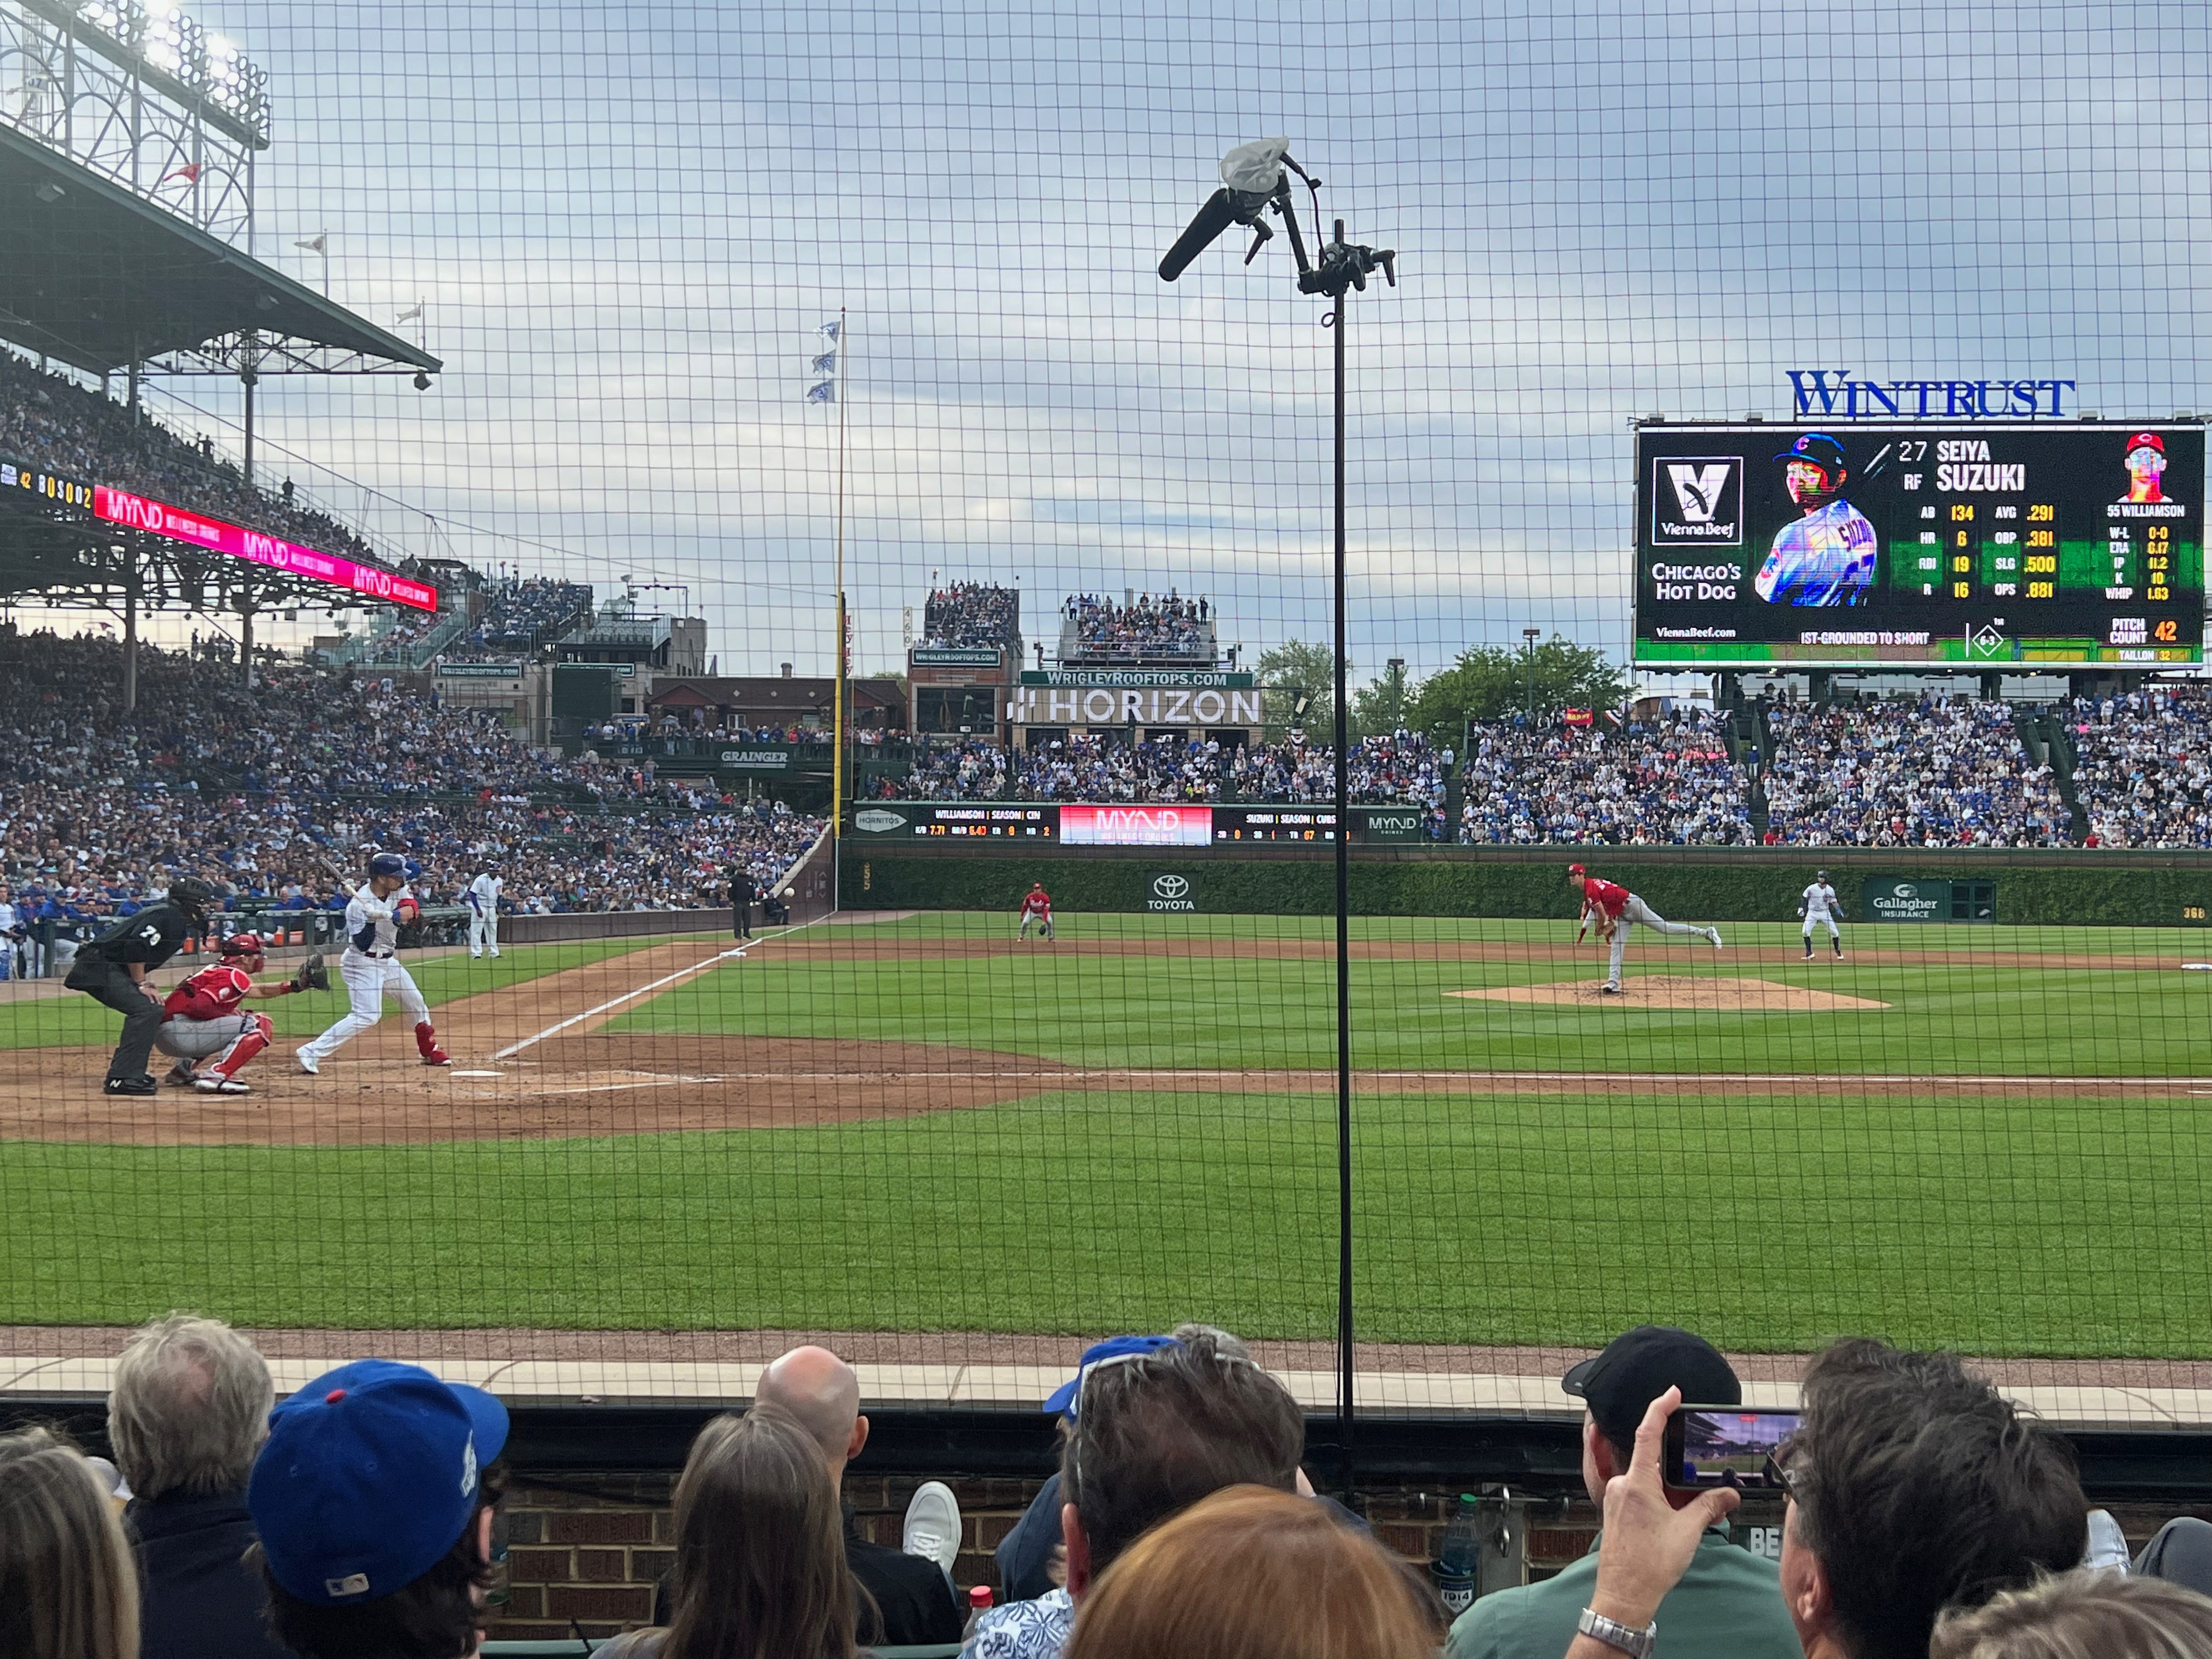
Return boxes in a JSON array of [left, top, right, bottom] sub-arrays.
[[1929, 1569, 2212, 1658], [599, 1404, 856, 1659], [1447, 1325, 1799, 1659], [0, 1424, 142, 1659], [964, 1327, 1305, 1659], [1064, 1483, 1441, 1659], [750, 1345, 963, 1646], [246, 1360, 509, 1659], [108, 1314, 288, 1659], [1568, 1341, 2086, 1659]]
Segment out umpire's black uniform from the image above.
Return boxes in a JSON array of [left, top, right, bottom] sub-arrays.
[[66, 897, 196, 1092], [728, 867, 755, 939]]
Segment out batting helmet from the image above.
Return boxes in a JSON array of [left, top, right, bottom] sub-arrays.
[[221, 932, 267, 959], [168, 876, 216, 917], [366, 852, 408, 879]]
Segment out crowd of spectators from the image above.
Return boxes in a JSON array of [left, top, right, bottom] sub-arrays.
[[923, 583, 1020, 650], [0, 631, 822, 934], [1457, 712, 1754, 846], [1762, 698, 2072, 848], [467, 578, 593, 651], [1062, 591, 1213, 662], [2068, 684, 2212, 849], [0, 351, 385, 569], [12, 1311, 2212, 1659]]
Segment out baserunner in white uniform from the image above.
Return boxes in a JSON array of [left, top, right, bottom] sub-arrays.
[[1799, 869, 1844, 960], [297, 851, 452, 1074], [466, 868, 503, 958]]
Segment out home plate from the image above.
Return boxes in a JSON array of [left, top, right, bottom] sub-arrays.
[[451, 1069, 503, 1078]]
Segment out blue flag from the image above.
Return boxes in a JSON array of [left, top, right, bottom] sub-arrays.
[[806, 381, 835, 403], [811, 351, 837, 374], [819, 319, 842, 341]]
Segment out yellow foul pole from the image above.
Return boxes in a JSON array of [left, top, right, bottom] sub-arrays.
[[832, 308, 850, 852]]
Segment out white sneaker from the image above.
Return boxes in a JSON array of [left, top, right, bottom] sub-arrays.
[[901, 1480, 961, 1574], [296, 1051, 320, 1076], [1707, 928, 1725, 950]]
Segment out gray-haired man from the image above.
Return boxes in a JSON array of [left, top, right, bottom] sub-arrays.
[[109, 1313, 290, 1659]]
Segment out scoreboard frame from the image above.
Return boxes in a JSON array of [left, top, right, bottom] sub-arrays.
[[1632, 420, 2205, 670]]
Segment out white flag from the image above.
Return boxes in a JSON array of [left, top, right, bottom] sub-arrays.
[[397, 301, 425, 323], [295, 233, 326, 253], [810, 351, 837, 374], [806, 381, 835, 403], [819, 319, 842, 341]]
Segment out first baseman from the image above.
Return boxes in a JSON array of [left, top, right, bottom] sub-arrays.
[[1571, 863, 1722, 994], [1755, 432, 1877, 607], [1018, 882, 1054, 941], [1799, 870, 1844, 959], [466, 867, 503, 958], [155, 931, 318, 1094], [297, 853, 451, 1074]]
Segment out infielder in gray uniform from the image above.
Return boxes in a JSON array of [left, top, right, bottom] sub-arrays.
[[1799, 870, 1844, 959]]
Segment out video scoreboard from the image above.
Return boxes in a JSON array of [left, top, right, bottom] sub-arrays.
[[1634, 422, 2204, 668], [848, 802, 1427, 843]]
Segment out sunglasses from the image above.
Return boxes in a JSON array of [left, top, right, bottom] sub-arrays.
[[1065, 1346, 1264, 1497]]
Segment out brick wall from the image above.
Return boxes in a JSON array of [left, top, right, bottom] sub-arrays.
[[490, 1472, 2212, 1643]]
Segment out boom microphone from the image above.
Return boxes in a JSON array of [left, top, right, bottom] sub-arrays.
[[1159, 189, 1240, 282]]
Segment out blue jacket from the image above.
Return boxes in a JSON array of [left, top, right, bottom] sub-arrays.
[[130, 1490, 291, 1659]]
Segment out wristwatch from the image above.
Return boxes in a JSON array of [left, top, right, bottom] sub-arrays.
[[1577, 1607, 1657, 1658]]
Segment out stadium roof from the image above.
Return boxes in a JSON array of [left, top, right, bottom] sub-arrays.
[[0, 121, 439, 377]]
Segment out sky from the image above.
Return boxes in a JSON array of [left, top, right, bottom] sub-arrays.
[[48, 0, 2212, 682]]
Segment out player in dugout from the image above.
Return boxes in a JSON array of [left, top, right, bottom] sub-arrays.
[[1571, 864, 1722, 995]]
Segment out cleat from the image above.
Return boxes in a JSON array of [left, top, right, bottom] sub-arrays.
[[296, 1052, 320, 1076], [1707, 928, 1725, 950], [104, 1074, 158, 1097], [489, 950, 500, 958], [1599, 983, 1623, 996], [421, 1051, 452, 1067], [470, 950, 482, 958], [163, 1062, 198, 1087], [194, 1076, 251, 1096]]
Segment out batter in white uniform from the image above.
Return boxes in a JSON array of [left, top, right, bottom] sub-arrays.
[[466, 868, 503, 958], [1799, 870, 1844, 959], [297, 851, 452, 1073]]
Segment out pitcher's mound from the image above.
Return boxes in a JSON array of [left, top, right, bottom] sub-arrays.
[[1449, 977, 1889, 1012]]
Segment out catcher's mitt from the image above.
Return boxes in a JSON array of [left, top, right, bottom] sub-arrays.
[[292, 952, 329, 993]]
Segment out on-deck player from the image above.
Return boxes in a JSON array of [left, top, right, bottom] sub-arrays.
[[1018, 882, 1054, 942], [155, 932, 311, 1095], [297, 852, 452, 1075], [1799, 868, 1844, 960], [466, 867, 503, 958], [1570, 863, 1722, 995]]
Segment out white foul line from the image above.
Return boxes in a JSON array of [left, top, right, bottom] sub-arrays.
[[489, 913, 837, 1062]]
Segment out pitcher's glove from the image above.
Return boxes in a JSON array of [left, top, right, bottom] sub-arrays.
[[291, 952, 329, 993]]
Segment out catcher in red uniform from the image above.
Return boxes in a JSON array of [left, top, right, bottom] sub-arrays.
[[154, 932, 327, 1095]]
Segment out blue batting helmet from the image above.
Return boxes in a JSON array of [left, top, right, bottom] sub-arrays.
[[366, 852, 407, 879]]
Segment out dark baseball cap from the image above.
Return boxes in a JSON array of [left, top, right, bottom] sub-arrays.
[[1561, 1325, 1741, 1446], [1774, 432, 1847, 477]]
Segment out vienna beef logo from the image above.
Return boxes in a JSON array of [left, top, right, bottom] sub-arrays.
[[1787, 370, 2078, 420], [1651, 457, 1741, 548]]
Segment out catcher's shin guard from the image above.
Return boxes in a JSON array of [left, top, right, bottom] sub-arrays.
[[415, 1022, 452, 1066], [211, 1012, 274, 1080]]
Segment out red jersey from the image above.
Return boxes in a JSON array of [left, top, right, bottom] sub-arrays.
[[164, 963, 252, 1022], [1579, 877, 1630, 921], [1020, 889, 1052, 917]]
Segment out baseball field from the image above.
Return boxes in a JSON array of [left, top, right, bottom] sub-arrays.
[[3, 910, 2209, 1359]]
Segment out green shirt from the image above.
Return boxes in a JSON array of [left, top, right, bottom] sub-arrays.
[[1446, 1529, 1800, 1659]]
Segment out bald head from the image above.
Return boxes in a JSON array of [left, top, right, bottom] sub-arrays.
[[755, 1346, 866, 1483]]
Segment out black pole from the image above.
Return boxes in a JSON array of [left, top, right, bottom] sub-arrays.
[[1331, 256, 1355, 1489]]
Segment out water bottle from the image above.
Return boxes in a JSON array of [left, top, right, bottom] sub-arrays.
[[1432, 1493, 1479, 1617], [963, 1585, 995, 1640]]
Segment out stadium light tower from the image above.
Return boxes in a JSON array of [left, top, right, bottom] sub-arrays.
[[1160, 138, 1397, 1465]]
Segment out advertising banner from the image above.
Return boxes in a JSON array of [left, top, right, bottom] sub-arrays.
[[94, 486, 439, 612], [1059, 804, 1212, 845], [1011, 685, 1263, 726]]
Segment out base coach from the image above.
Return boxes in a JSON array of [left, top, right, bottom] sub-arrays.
[[66, 876, 215, 1097]]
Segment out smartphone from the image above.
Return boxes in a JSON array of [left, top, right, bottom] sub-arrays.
[[1661, 1406, 1801, 1491]]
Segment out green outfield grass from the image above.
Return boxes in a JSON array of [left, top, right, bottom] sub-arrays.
[[3, 911, 2208, 1355]]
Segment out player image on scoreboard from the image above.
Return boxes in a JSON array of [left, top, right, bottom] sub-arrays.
[[1754, 432, 1878, 606], [1635, 421, 2206, 668]]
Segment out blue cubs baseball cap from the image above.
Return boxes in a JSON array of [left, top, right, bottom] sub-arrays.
[[1774, 432, 1847, 476], [247, 1360, 509, 1605], [1042, 1334, 1182, 1420]]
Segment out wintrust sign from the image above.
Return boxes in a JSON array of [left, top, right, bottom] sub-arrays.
[[1786, 371, 2077, 420], [93, 487, 438, 611]]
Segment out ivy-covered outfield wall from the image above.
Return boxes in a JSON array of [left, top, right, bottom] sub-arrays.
[[843, 847, 2212, 928]]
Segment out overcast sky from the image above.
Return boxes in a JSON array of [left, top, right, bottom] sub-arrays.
[[100, 0, 2212, 680]]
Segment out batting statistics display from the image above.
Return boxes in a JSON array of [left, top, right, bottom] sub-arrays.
[[1634, 422, 2205, 667]]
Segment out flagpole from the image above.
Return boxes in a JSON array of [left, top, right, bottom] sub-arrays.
[[832, 307, 850, 879]]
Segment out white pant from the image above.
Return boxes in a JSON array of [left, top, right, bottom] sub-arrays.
[[1018, 913, 1054, 939], [1803, 912, 1842, 942], [469, 907, 499, 953], [1609, 894, 1706, 984], [300, 950, 431, 1062]]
